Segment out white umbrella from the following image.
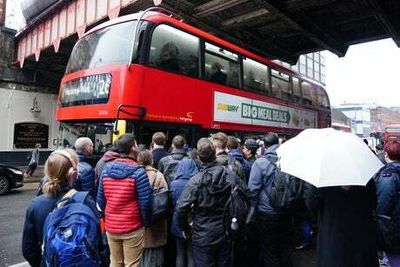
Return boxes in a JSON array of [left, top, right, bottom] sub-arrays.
[[276, 128, 384, 187]]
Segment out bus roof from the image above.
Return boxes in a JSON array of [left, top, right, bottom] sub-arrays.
[[85, 11, 298, 78]]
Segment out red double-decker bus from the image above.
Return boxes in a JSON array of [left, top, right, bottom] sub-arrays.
[[56, 9, 331, 150], [383, 124, 400, 142]]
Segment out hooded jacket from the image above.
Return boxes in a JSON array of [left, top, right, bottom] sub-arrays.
[[248, 144, 280, 215], [176, 161, 232, 246], [170, 158, 199, 238], [228, 148, 251, 180], [97, 157, 153, 234], [72, 152, 95, 197], [376, 162, 400, 222], [94, 150, 120, 181]]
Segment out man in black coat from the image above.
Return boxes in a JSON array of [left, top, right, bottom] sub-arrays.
[[151, 132, 170, 168], [176, 138, 233, 267]]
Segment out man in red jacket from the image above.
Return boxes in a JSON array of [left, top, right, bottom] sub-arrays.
[[97, 134, 153, 267]]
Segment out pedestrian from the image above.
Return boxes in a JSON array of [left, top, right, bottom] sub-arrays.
[[305, 181, 379, 267], [375, 140, 400, 266], [72, 137, 96, 197], [158, 135, 188, 182], [170, 158, 198, 267], [25, 143, 41, 178], [94, 144, 120, 182], [242, 138, 258, 168], [227, 136, 251, 180], [375, 143, 386, 165], [137, 149, 168, 267], [22, 149, 100, 267], [210, 132, 244, 180], [97, 133, 153, 267], [246, 132, 293, 267], [151, 132, 170, 168], [176, 138, 233, 267]]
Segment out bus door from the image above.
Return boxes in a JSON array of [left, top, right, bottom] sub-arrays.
[[132, 121, 201, 149]]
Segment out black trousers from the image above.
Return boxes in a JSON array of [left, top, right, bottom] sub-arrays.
[[255, 212, 293, 267], [192, 242, 231, 267]]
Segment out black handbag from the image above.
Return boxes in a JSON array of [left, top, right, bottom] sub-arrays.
[[150, 170, 171, 222]]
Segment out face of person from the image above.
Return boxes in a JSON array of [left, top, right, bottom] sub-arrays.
[[242, 146, 251, 158], [85, 143, 94, 156]]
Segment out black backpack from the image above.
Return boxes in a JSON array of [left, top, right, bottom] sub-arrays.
[[264, 158, 305, 213], [222, 169, 249, 239], [161, 154, 185, 182]]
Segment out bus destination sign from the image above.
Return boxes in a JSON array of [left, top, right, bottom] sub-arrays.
[[214, 92, 317, 129]]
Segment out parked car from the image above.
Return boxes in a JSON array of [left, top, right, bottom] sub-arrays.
[[0, 164, 24, 195]]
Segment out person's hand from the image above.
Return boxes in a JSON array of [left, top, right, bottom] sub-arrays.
[[245, 206, 256, 226]]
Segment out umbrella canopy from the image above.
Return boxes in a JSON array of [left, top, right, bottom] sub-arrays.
[[276, 128, 384, 187]]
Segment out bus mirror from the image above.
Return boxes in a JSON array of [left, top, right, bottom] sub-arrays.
[[113, 120, 127, 143]]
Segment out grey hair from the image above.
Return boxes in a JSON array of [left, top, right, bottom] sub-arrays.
[[74, 137, 93, 153]]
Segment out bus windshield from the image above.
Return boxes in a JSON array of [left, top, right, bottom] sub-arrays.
[[59, 122, 114, 153], [65, 21, 136, 74], [386, 127, 400, 133]]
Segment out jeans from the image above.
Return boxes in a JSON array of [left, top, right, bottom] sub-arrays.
[[176, 237, 194, 267], [107, 228, 145, 267], [192, 242, 231, 267], [256, 212, 293, 267]]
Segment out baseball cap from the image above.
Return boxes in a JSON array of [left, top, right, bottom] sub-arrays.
[[244, 139, 258, 150]]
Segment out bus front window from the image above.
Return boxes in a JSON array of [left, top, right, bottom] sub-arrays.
[[59, 122, 114, 154], [65, 21, 137, 74]]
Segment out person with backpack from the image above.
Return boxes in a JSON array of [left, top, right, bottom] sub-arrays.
[[227, 136, 251, 181], [170, 158, 199, 267], [176, 138, 242, 267], [158, 135, 187, 182], [151, 132, 170, 168], [72, 137, 96, 198], [246, 132, 294, 267], [375, 140, 400, 266], [22, 149, 102, 267], [137, 149, 168, 267], [242, 138, 258, 168], [211, 132, 244, 181], [97, 134, 153, 267]]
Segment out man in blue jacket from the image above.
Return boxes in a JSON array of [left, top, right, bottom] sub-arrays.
[[73, 137, 96, 197], [246, 132, 293, 267]]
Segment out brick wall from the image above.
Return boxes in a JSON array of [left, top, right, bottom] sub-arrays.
[[371, 107, 400, 131]]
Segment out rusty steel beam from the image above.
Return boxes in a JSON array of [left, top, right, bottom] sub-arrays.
[[367, 0, 400, 47], [221, 8, 269, 27], [257, 0, 348, 57], [194, 0, 249, 17]]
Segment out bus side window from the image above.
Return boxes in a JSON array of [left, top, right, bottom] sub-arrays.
[[149, 24, 200, 76], [243, 57, 269, 94], [292, 77, 302, 103], [271, 70, 291, 101], [301, 81, 313, 106], [204, 42, 239, 87]]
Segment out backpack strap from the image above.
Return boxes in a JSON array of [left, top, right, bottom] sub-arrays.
[[56, 189, 89, 208], [151, 170, 158, 188]]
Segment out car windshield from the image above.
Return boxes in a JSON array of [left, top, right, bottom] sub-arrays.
[[65, 21, 136, 74]]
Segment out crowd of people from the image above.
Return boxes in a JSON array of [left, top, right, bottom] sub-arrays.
[[21, 131, 400, 267]]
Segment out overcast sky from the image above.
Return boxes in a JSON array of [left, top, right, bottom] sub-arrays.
[[325, 39, 400, 108]]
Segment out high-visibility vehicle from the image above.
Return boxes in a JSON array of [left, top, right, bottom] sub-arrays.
[[56, 9, 331, 150], [383, 124, 400, 142]]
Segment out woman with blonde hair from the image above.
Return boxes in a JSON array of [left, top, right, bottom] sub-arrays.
[[22, 149, 100, 267], [137, 149, 168, 267]]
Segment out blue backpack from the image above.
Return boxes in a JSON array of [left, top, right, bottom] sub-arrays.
[[43, 190, 100, 267]]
